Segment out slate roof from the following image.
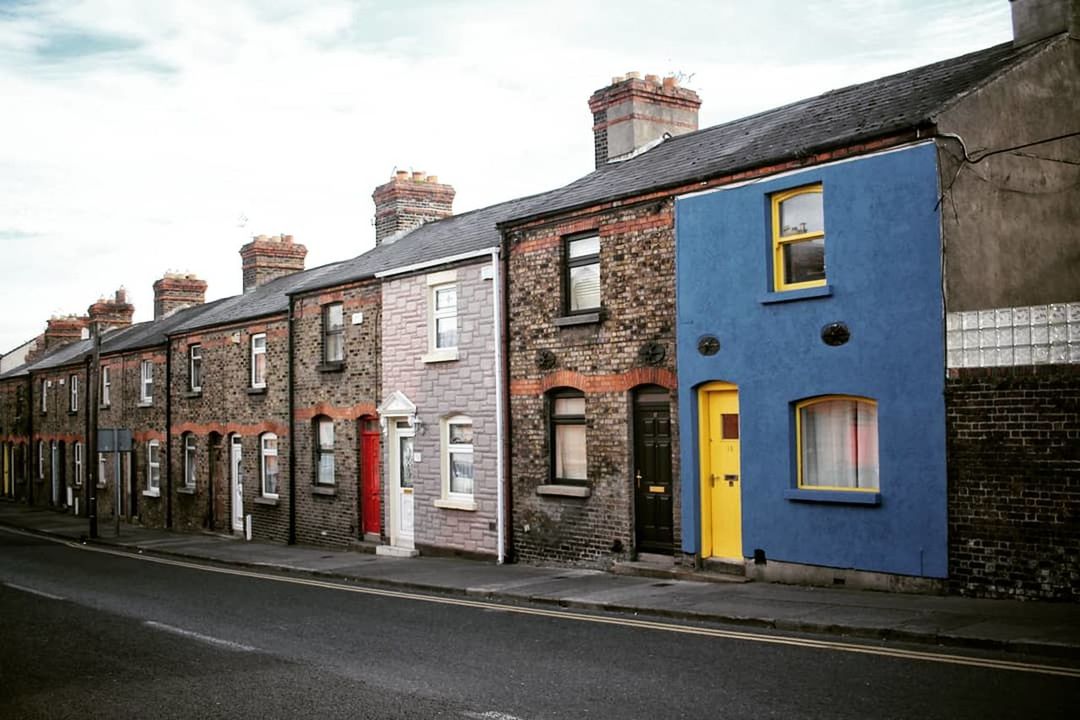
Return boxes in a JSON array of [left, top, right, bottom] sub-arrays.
[[501, 39, 1050, 225], [101, 298, 231, 352]]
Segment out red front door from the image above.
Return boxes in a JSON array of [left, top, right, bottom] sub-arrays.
[[360, 419, 381, 536]]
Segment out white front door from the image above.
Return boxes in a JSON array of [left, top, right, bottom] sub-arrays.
[[50, 442, 60, 506], [391, 421, 415, 548], [230, 436, 244, 532]]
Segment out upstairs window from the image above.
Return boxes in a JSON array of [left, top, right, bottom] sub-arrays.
[[772, 185, 825, 291], [250, 333, 267, 388], [69, 375, 79, 412], [189, 344, 203, 392], [315, 417, 335, 485], [323, 303, 344, 363], [140, 361, 154, 404], [550, 390, 587, 484], [261, 433, 279, 497], [565, 235, 601, 313], [101, 365, 111, 407], [432, 284, 458, 351], [183, 433, 196, 489], [797, 396, 879, 491], [40, 380, 47, 414]]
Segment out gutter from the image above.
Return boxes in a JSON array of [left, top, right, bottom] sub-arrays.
[[497, 231, 514, 563], [374, 248, 497, 280], [165, 339, 173, 529]]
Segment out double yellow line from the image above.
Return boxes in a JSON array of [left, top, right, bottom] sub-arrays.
[[52, 537, 1080, 679]]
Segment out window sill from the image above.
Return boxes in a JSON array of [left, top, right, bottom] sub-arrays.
[[254, 496, 279, 506], [537, 484, 591, 498], [433, 498, 477, 512], [554, 311, 603, 328], [783, 488, 880, 505], [246, 386, 267, 396], [68, 410, 78, 416], [759, 285, 832, 304], [311, 485, 337, 496], [137, 401, 154, 408], [183, 390, 203, 399], [142, 489, 160, 498], [100, 404, 111, 410], [317, 361, 344, 373], [177, 487, 196, 495], [422, 349, 459, 364]]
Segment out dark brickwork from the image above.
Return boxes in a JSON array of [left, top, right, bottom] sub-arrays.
[[592, 108, 607, 170], [0, 377, 31, 500], [27, 366, 87, 511], [169, 319, 291, 541], [240, 235, 307, 293], [153, 273, 207, 320], [291, 281, 382, 548], [372, 172, 455, 245], [947, 365, 1080, 601], [507, 199, 680, 566]]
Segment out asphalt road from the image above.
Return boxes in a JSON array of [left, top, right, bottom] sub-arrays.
[[1, 528, 1077, 720]]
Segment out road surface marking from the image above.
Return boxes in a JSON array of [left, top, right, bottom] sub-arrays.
[[9, 529, 1078, 680], [144, 621, 257, 652], [2, 581, 65, 601], [462, 712, 528, 720]]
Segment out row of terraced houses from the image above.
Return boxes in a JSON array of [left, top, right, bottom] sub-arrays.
[[2, 0, 1077, 600]]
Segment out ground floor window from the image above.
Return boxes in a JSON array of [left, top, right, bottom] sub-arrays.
[[550, 390, 587, 484], [261, 433, 279, 497], [443, 415, 474, 498], [797, 396, 879, 490]]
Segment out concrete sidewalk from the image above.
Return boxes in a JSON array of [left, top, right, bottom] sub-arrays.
[[3, 502, 1078, 660]]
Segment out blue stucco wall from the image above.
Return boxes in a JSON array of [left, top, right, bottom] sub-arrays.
[[675, 143, 947, 578]]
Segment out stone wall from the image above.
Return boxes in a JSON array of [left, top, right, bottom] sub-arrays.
[[947, 364, 1080, 600]]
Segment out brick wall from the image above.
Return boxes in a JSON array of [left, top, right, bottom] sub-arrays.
[[169, 319, 291, 541], [381, 260, 500, 557], [507, 199, 680, 566], [947, 365, 1080, 600], [27, 366, 88, 511], [292, 281, 381, 548], [0, 377, 31, 499]]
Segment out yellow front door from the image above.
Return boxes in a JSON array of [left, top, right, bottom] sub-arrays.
[[699, 384, 742, 559]]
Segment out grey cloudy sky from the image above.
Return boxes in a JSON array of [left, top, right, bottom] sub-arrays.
[[1, 0, 1012, 353]]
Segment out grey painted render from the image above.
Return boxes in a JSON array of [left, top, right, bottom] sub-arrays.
[[380, 257, 500, 557]]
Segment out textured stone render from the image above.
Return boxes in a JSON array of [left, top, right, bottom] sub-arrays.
[[0, 376, 31, 498], [506, 198, 681, 567], [381, 258, 500, 557], [291, 279, 382, 548], [168, 317, 291, 542], [946, 364, 1080, 601], [96, 346, 168, 525]]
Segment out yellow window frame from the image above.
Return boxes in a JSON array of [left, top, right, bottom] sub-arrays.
[[771, 185, 825, 292], [795, 395, 878, 492]]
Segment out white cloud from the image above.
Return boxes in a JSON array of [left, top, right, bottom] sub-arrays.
[[0, 0, 1010, 353]]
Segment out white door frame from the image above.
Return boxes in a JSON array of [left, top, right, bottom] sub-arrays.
[[388, 420, 416, 550], [50, 441, 59, 506], [230, 435, 244, 532]]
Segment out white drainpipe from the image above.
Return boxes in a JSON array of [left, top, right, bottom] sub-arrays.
[[491, 249, 506, 564]]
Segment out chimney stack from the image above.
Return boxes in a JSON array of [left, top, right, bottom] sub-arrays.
[[87, 288, 135, 330], [372, 170, 455, 245], [589, 72, 701, 169], [153, 273, 208, 319], [43, 315, 88, 351], [239, 234, 307, 293], [1010, 0, 1079, 44]]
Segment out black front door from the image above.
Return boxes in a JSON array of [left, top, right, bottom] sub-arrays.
[[634, 396, 673, 553]]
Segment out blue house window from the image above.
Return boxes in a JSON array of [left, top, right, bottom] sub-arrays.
[[796, 396, 878, 491], [772, 185, 825, 291]]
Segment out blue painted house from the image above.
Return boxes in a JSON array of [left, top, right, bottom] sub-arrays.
[[674, 15, 1078, 588]]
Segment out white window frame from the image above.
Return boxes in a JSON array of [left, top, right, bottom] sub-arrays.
[[74, 442, 84, 486], [97, 452, 107, 489], [250, 333, 267, 389], [140, 361, 153, 405], [38, 440, 45, 479], [146, 440, 161, 495], [69, 374, 79, 412], [261, 433, 279, 498], [435, 415, 476, 510], [423, 270, 459, 363], [183, 434, 196, 489], [101, 365, 111, 407], [323, 303, 344, 363], [40, 379, 47, 414], [315, 417, 335, 485], [189, 344, 203, 393]]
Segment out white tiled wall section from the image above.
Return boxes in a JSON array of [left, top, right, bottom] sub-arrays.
[[946, 303, 1080, 368]]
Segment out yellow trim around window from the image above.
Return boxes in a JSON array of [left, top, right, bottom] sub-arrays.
[[795, 395, 878, 492], [771, 185, 825, 292]]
